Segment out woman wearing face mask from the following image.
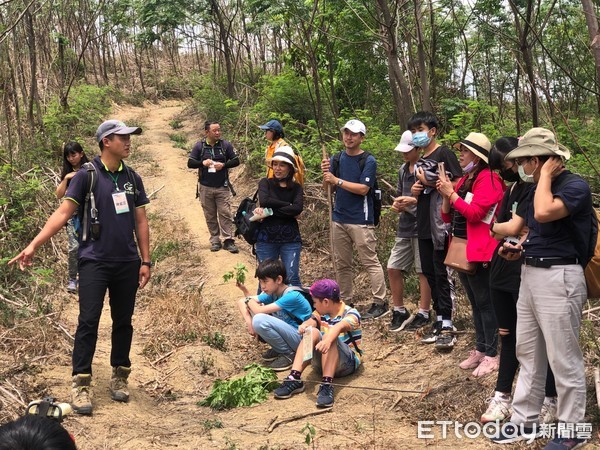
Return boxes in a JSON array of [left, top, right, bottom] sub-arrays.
[[436, 132, 505, 376], [483, 138, 558, 424], [254, 146, 304, 287]]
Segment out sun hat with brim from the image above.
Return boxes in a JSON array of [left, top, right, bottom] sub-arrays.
[[258, 119, 284, 134], [266, 146, 297, 172], [453, 132, 492, 163], [340, 119, 366, 135], [395, 130, 415, 153], [96, 120, 142, 143], [505, 127, 571, 161], [309, 279, 340, 301]]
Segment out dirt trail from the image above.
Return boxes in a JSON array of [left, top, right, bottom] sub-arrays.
[[39, 101, 500, 449]]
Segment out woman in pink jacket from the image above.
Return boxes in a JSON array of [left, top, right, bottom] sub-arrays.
[[436, 133, 505, 377]]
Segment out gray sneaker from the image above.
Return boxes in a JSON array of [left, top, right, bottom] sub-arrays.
[[421, 321, 443, 344], [362, 303, 390, 320], [269, 353, 294, 372], [261, 348, 280, 362], [435, 327, 457, 350], [316, 383, 334, 408], [210, 242, 222, 252], [67, 279, 77, 294], [274, 378, 305, 399]]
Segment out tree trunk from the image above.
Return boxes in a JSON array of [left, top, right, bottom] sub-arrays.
[[581, 0, 600, 113], [413, 0, 431, 111], [374, 0, 412, 125]]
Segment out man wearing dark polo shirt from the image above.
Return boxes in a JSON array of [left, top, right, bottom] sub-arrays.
[[491, 128, 595, 448], [188, 121, 240, 253], [321, 119, 388, 319], [9, 120, 151, 415]]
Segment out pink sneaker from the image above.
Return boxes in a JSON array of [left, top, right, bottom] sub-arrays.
[[459, 349, 485, 370], [472, 355, 499, 377]]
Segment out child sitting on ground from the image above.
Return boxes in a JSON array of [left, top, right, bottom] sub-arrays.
[[273, 279, 362, 408], [236, 258, 312, 372]]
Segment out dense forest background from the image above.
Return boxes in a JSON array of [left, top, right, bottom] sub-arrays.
[[2, 0, 600, 310]]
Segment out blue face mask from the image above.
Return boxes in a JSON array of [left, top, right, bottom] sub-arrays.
[[518, 165, 535, 183], [412, 131, 431, 148], [463, 161, 475, 173]]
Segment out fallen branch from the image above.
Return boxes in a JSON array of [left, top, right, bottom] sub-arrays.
[[267, 409, 331, 432], [594, 368, 600, 409], [147, 185, 165, 199], [152, 350, 174, 366], [583, 305, 600, 315]]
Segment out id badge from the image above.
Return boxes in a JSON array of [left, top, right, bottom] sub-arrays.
[[112, 191, 130, 214]]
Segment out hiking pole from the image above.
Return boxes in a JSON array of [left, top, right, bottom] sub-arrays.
[[322, 144, 337, 276]]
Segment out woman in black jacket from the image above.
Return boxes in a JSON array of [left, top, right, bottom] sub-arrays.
[[254, 146, 304, 286]]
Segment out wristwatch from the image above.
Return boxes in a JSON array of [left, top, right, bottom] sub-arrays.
[[244, 297, 252, 305], [141, 261, 153, 268], [337, 179, 344, 186]]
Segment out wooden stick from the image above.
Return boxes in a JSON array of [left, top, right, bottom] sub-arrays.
[[594, 367, 600, 409], [152, 350, 174, 366], [267, 409, 331, 432], [381, 178, 396, 192], [147, 185, 165, 199], [583, 305, 600, 315], [322, 144, 337, 275]]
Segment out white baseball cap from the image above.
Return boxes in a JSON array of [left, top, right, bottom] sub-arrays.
[[395, 130, 415, 153], [340, 119, 366, 135]]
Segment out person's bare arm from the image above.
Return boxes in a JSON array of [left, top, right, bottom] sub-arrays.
[[9, 200, 78, 270]]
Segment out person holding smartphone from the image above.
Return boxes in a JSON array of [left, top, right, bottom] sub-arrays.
[[436, 132, 505, 368]]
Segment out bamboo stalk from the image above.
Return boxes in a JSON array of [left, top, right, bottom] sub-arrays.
[[322, 144, 337, 275]]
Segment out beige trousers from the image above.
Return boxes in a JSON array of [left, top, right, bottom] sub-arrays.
[[199, 185, 234, 244], [332, 222, 387, 304]]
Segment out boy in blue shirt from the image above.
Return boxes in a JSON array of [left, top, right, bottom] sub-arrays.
[[236, 259, 312, 372]]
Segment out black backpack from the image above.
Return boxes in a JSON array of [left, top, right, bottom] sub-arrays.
[[234, 190, 260, 245], [331, 151, 382, 226]]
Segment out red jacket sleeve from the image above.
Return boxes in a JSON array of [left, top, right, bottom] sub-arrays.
[[451, 170, 505, 223]]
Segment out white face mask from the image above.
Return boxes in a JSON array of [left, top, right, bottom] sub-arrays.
[[518, 164, 535, 183]]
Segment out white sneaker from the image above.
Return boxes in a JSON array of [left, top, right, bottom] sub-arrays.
[[539, 396, 558, 423], [481, 393, 512, 423]]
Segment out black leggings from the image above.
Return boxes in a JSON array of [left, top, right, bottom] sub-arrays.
[[491, 287, 557, 396]]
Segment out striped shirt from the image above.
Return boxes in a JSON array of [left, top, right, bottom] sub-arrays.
[[313, 302, 362, 364]]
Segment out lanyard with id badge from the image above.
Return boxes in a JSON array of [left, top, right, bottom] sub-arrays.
[[108, 172, 130, 215]]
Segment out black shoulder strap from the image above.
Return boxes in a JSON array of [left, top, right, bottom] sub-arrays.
[[81, 162, 97, 242]]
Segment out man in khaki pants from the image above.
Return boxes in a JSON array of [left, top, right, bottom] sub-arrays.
[[188, 121, 240, 253], [321, 119, 387, 319]]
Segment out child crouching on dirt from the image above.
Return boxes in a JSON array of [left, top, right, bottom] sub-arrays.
[[236, 258, 312, 372], [273, 279, 362, 408]]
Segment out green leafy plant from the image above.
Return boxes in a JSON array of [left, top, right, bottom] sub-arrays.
[[301, 422, 316, 448], [222, 263, 248, 284], [198, 363, 278, 409], [169, 119, 183, 129], [202, 418, 223, 430], [168, 133, 188, 149], [201, 332, 227, 351]]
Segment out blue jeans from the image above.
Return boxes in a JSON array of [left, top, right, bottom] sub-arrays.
[[255, 241, 302, 287], [252, 313, 301, 354]]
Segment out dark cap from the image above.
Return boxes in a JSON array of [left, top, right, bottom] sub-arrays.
[[309, 279, 340, 301], [96, 120, 142, 143], [258, 119, 284, 134]]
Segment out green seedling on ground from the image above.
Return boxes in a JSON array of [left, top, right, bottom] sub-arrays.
[[223, 263, 248, 284]]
